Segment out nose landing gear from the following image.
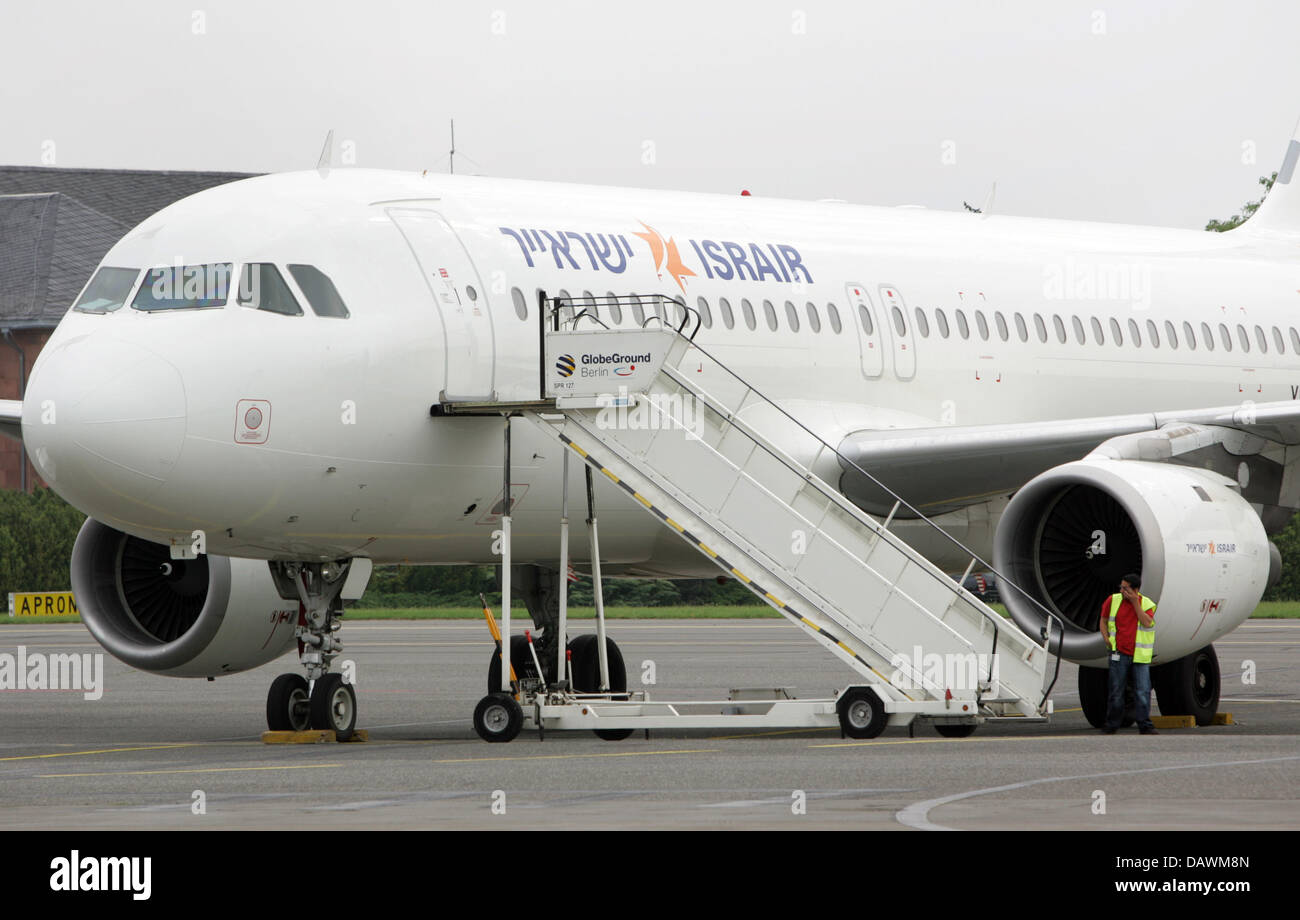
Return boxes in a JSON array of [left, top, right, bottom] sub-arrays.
[[265, 560, 358, 740]]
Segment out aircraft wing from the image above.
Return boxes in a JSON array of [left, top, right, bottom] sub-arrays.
[[0, 399, 21, 443], [837, 399, 1300, 517]]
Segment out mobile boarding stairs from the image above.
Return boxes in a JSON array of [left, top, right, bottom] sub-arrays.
[[436, 294, 1063, 742]]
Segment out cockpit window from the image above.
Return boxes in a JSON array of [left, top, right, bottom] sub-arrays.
[[133, 263, 232, 311], [73, 267, 139, 313], [237, 263, 303, 316], [287, 264, 350, 318]]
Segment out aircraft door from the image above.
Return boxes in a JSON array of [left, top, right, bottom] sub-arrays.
[[388, 208, 496, 401], [877, 285, 916, 380], [845, 283, 884, 378]]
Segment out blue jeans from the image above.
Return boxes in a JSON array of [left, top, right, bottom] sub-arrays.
[[1105, 653, 1154, 731]]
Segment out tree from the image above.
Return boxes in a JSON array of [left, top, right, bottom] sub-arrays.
[[1206, 172, 1276, 231]]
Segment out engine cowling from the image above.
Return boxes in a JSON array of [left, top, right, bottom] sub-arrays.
[[993, 459, 1271, 665], [71, 518, 299, 677]]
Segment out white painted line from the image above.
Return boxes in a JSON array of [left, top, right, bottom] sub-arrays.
[[896, 754, 1300, 831]]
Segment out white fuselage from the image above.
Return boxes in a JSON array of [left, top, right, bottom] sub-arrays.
[[21, 169, 1300, 573]]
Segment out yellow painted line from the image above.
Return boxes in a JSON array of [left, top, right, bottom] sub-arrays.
[[811, 734, 1079, 749], [664, 518, 685, 533], [570, 444, 588, 458], [697, 543, 719, 558], [38, 763, 345, 779], [730, 569, 751, 584], [764, 592, 782, 605], [0, 743, 200, 763], [600, 468, 620, 484], [432, 748, 718, 765], [632, 492, 652, 508]]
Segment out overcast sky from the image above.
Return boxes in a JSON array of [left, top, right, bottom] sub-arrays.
[[2, 1, 1297, 229]]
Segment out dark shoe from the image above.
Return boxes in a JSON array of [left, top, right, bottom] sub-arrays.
[[1140, 727, 1159, 735], [1101, 726, 1117, 734]]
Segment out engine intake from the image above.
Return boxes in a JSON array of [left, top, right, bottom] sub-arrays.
[[71, 518, 299, 677], [994, 459, 1269, 664]]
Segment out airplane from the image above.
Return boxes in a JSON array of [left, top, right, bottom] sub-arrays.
[[6, 120, 1300, 739]]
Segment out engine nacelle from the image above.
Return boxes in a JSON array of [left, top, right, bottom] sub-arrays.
[[993, 459, 1270, 665], [71, 519, 299, 677]]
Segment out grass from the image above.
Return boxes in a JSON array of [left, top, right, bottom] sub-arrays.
[[7, 600, 1300, 625]]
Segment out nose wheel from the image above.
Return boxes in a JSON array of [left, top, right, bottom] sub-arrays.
[[266, 673, 312, 732], [310, 672, 357, 741]]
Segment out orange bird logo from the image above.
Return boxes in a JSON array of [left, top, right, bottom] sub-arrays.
[[634, 220, 695, 293]]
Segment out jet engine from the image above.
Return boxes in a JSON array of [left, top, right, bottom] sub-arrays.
[[993, 459, 1273, 666], [71, 518, 299, 677]]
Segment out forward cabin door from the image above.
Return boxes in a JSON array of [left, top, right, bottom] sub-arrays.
[[388, 207, 496, 401]]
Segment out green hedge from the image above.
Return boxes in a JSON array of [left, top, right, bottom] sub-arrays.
[[0, 488, 86, 601]]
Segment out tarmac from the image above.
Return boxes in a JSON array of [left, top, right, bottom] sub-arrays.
[[1, 618, 1297, 830]]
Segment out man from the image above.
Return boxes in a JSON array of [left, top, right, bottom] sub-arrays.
[[1099, 573, 1158, 735]]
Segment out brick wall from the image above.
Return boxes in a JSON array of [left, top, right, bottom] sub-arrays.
[[0, 329, 51, 491]]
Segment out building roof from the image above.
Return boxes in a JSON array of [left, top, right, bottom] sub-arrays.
[[0, 166, 258, 328], [0, 165, 256, 230]]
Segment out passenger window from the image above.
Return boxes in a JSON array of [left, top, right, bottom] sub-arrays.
[[1237, 324, 1250, 352], [1128, 318, 1141, 347], [511, 287, 528, 321], [935, 308, 950, 338], [630, 294, 645, 326], [742, 298, 757, 331], [696, 296, 713, 329], [287, 264, 349, 318], [891, 305, 906, 336], [1109, 317, 1123, 345], [993, 311, 1008, 341], [1030, 313, 1044, 343], [1090, 317, 1104, 345], [1201, 322, 1215, 352], [913, 307, 929, 337], [785, 300, 800, 332], [74, 266, 139, 313], [1185, 322, 1198, 350], [1219, 323, 1232, 352], [1255, 325, 1268, 353], [580, 291, 600, 322], [858, 303, 873, 335], [134, 262, 232, 311], [1273, 326, 1285, 353], [237, 263, 303, 316], [827, 303, 842, 334], [1071, 316, 1085, 344], [807, 302, 822, 333], [1164, 320, 1178, 349], [1052, 314, 1066, 343], [976, 310, 989, 340], [1146, 319, 1159, 347], [1292, 327, 1300, 353], [719, 297, 735, 329], [956, 309, 970, 339]]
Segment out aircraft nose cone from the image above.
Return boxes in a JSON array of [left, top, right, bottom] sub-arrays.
[[23, 337, 187, 507]]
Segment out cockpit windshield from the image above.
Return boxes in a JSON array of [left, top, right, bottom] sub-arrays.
[[132, 263, 232, 311], [73, 266, 140, 313]]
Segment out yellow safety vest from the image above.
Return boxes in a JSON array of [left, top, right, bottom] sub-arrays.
[[1108, 593, 1156, 664]]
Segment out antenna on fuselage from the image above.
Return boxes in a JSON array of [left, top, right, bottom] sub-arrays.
[[449, 119, 455, 175], [317, 129, 334, 178]]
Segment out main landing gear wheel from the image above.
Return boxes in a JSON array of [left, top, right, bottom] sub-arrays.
[[266, 673, 312, 732], [1154, 645, 1220, 726], [487, 635, 543, 693], [473, 693, 524, 743], [568, 634, 634, 741], [934, 724, 977, 738], [836, 687, 888, 739], [310, 673, 357, 741], [1078, 665, 1136, 729]]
